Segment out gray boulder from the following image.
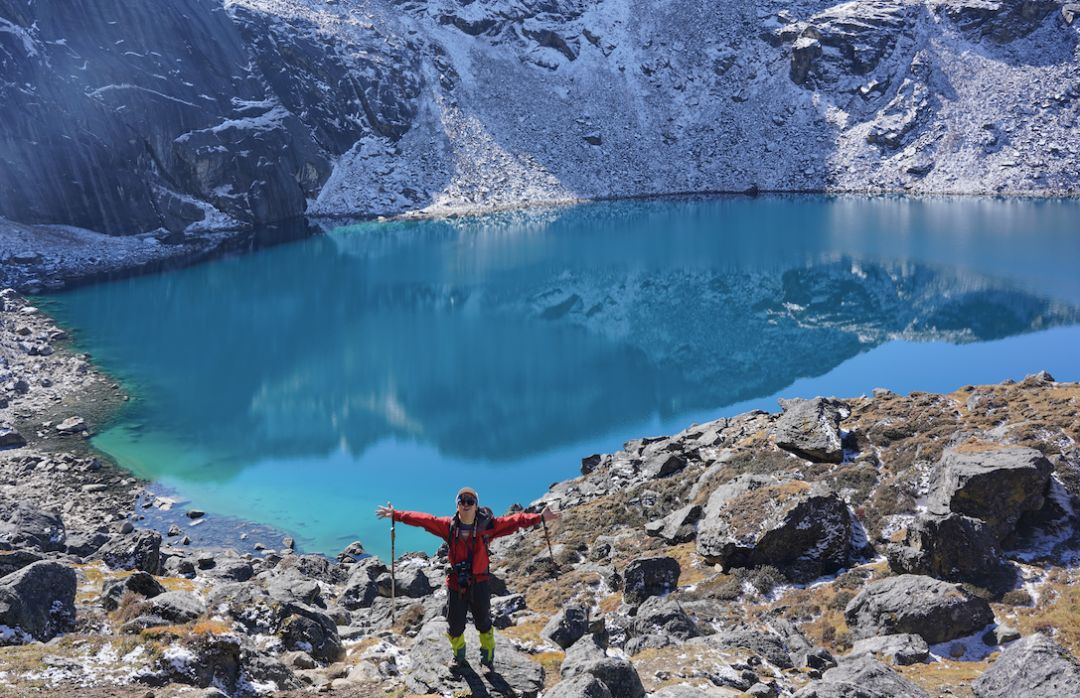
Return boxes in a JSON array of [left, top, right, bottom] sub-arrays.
[[93, 530, 162, 573], [266, 569, 322, 607], [377, 564, 433, 598], [201, 556, 254, 583], [792, 655, 929, 697], [561, 654, 646, 698], [406, 618, 544, 697], [338, 557, 388, 610], [207, 583, 285, 635], [771, 397, 848, 463], [146, 590, 206, 624], [938, 0, 1058, 44], [0, 560, 76, 641], [543, 603, 589, 649], [0, 504, 65, 552], [280, 605, 344, 664], [560, 632, 608, 678], [544, 675, 612, 698], [927, 446, 1052, 542], [691, 628, 794, 669], [623, 556, 680, 605], [887, 513, 1015, 591], [491, 593, 527, 629], [697, 476, 852, 582], [0, 424, 26, 448], [845, 574, 994, 644], [102, 570, 166, 611], [153, 634, 242, 693], [626, 597, 700, 654], [972, 633, 1080, 697], [64, 530, 112, 557], [0, 549, 43, 578], [645, 504, 703, 544], [849, 633, 929, 666]]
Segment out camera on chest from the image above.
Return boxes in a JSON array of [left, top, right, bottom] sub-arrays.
[[451, 560, 472, 588]]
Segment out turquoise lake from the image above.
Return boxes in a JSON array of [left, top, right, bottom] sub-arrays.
[[44, 195, 1080, 560]]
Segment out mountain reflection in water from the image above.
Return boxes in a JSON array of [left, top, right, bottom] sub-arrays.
[[47, 195, 1080, 556]]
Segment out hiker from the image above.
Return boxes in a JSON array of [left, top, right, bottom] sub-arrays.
[[376, 488, 559, 671]]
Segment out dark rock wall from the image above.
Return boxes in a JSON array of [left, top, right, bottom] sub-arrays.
[[0, 0, 418, 235]]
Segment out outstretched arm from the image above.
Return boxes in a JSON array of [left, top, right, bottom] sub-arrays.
[[375, 505, 452, 540], [489, 506, 560, 538]]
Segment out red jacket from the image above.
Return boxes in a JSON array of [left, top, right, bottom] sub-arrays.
[[392, 509, 542, 591]]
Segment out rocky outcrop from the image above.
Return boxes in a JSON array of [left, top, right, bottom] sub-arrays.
[[93, 530, 162, 573], [697, 477, 853, 581], [771, 397, 849, 463], [2, 0, 1079, 248], [622, 556, 681, 605], [101, 570, 166, 611], [645, 503, 703, 544], [887, 513, 1015, 591], [543, 603, 590, 649], [561, 653, 646, 698], [625, 597, 700, 655], [927, 446, 1053, 542], [406, 618, 545, 697], [937, 0, 1059, 44], [845, 574, 995, 643], [0, 503, 65, 552], [0, 560, 76, 642], [792, 655, 929, 697], [972, 633, 1080, 697], [849, 633, 930, 665]]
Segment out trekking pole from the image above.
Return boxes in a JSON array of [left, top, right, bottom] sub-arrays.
[[541, 515, 557, 572], [389, 501, 396, 626]]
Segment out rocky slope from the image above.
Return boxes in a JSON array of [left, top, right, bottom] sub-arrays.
[[3, 287, 1080, 697], [1, 0, 1078, 250]]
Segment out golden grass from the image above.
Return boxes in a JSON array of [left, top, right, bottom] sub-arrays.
[[531, 650, 566, 688], [140, 619, 234, 639], [664, 542, 713, 587], [500, 619, 547, 646], [523, 569, 602, 615], [1008, 573, 1080, 657], [896, 658, 991, 698]]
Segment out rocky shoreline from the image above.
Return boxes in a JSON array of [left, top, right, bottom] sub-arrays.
[[3, 286, 1080, 697]]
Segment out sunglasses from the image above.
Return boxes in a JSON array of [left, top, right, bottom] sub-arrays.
[[457, 497, 476, 506]]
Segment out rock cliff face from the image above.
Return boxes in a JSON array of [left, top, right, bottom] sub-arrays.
[[1, 0, 1078, 239]]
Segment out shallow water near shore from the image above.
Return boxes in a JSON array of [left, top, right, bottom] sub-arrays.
[[44, 195, 1080, 559]]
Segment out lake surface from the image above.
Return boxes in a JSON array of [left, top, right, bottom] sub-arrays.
[[46, 195, 1080, 559]]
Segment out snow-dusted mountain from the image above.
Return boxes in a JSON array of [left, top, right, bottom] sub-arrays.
[[1, 0, 1078, 238]]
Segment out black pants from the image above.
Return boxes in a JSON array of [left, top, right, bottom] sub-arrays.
[[446, 580, 492, 636]]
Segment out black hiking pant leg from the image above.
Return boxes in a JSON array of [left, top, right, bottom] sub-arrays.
[[469, 580, 492, 634], [446, 587, 468, 637], [445, 581, 492, 636]]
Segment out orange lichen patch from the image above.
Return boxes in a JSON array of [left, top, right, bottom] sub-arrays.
[[895, 657, 992, 698]]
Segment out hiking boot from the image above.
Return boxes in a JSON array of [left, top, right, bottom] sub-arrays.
[[479, 646, 495, 670], [448, 647, 469, 673]]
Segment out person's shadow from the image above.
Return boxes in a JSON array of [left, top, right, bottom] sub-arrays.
[[452, 663, 518, 697]]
